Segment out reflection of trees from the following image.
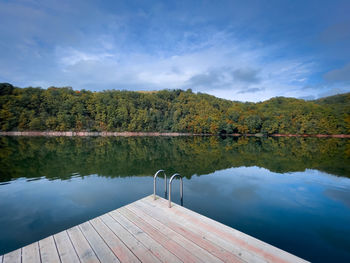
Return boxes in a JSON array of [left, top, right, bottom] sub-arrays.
[[0, 136, 349, 182]]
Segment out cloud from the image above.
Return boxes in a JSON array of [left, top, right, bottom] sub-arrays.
[[232, 68, 260, 83], [324, 63, 350, 83], [237, 87, 264, 94], [2, 0, 349, 102], [298, 95, 315, 100], [320, 21, 350, 44], [52, 41, 312, 101], [298, 83, 348, 100], [57, 48, 115, 67], [187, 70, 221, 88], [7, 37, 314, 101], [317, 87, 348, 98], [324, 188, 350, 208]]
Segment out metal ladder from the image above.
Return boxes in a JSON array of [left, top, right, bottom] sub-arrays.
[[153, 170, 183, 208], [153, 170, 167, 199]]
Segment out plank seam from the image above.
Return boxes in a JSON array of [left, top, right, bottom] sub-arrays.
[[98, 216, 142, 263], [52, 235, 62, 263], [37, 242, 43, 263], [77, 225, 101, 263], [65, 230, 82, 263]]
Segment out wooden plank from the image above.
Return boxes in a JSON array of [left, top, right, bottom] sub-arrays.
[[134, 199, 247, 263], [139, 198, 269, 263], [144, 196, 307, 263], [90, 217, 140, 263], [139, 198, 264, 262], [118, 206, 203, 263], [148, 196, 304, 262], [67, 226, 100, 263], [3, 249, 21, 263], [54, 231, 80, 263], [39, 236, 60, 263], [100, 214, 161, 263], [22, 242, 40, 263], [126, 204, 224, 263], [109, 211, 182, 263], [79, 221, 120, 263]]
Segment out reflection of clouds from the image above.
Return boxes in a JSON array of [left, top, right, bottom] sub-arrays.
[[230, 185, 258, 203], [324, 188, 350, 208], [186, 179, 223, 198], [186, 168, 261, 204], [61, 175, 151, 207], [188, 166, 350, 212]]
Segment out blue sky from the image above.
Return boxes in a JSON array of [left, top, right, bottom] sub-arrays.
[[0, 0, 349, 102]]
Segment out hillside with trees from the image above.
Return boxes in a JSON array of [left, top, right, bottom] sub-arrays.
[[0, 83, 349, 135]]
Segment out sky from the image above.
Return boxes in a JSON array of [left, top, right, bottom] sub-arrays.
[[0, 0, 350, 102]]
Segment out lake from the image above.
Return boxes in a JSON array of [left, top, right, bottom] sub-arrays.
[[0, 136, 350, 262]]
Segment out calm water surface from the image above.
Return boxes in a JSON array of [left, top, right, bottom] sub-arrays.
[[0, 136, 350, 262]]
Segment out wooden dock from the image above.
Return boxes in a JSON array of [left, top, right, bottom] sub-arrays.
[[1, 195, 308, 263]]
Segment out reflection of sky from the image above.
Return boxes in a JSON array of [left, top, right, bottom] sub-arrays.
[[1, 167, 350, 262], [181, 166, 350, 262]]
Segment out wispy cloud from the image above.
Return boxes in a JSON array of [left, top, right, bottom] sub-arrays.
[[324, 63, 350, 83], [237, 88, 264, 94]]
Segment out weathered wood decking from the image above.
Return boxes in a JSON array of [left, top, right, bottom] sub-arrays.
[[1, 195, 308, 263]]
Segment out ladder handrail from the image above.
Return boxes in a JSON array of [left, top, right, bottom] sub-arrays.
[[153, 170, 167, 200], [168, 173, 183, 208]]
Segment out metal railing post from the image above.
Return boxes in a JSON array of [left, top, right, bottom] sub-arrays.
[[168, 173, 183, 208], [153, 170, 167, 200]]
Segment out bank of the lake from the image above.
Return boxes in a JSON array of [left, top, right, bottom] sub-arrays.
[[1, 131, 350, 138]]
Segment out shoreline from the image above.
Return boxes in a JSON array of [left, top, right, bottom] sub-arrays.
[[0, 131, 349, 138]]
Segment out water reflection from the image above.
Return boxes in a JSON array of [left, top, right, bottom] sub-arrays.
[[0, 136, 349, 182], [183, 167, 350, 262], [0, 136, 350, 262]]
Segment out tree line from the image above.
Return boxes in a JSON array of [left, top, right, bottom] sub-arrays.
[[0, 83, 349, 134]]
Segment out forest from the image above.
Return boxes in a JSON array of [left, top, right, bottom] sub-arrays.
[[0, 83, 349, 134]]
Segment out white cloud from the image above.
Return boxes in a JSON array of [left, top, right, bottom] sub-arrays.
[[57, 48, 115, 67], [1, 0, 350, 102], [50, 34, 315, 102]]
